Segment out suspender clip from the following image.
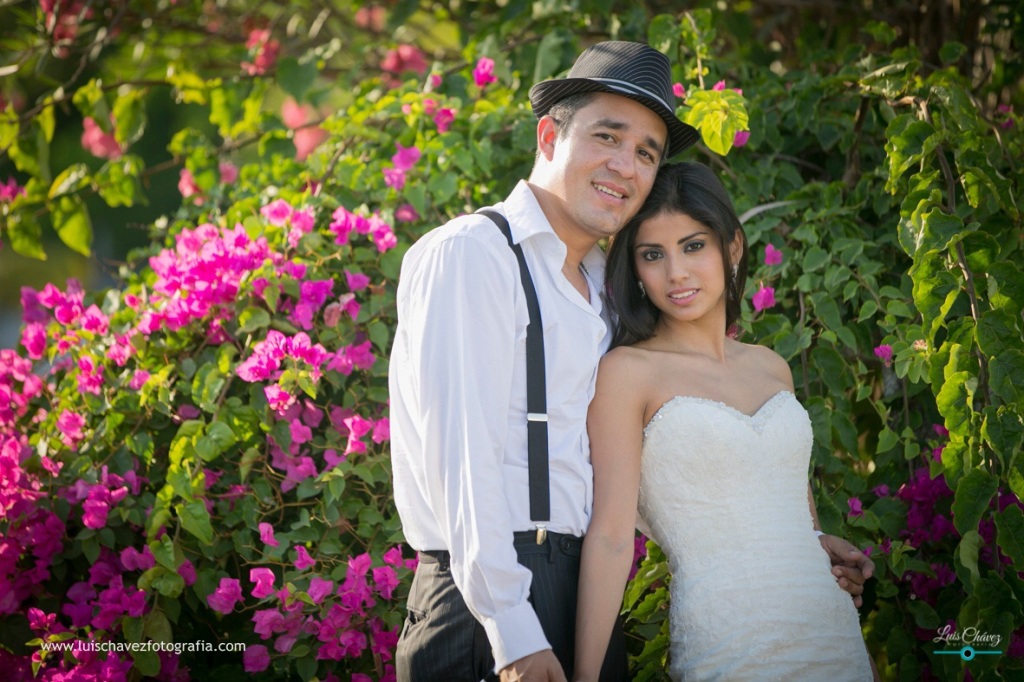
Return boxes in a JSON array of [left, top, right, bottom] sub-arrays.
[[535, 523, 548, 545]]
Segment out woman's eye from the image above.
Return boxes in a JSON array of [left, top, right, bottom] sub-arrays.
[[684, 241, 705, 253]]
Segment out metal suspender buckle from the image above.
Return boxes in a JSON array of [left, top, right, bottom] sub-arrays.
[[534, 523, 548, 545]]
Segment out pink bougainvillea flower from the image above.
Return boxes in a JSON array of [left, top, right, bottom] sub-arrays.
[[354, 5, 386, 31], [933, 423, 949, 438], [128, 370, 150, 390], [281, 98, 328, 161], [178, 559, 197, 585], [752, 286, 776, 311], [673, 83, 686, 98], [712, 80, 727, 91], [382, 167, 406, 191], [430, 73, 442, 88], [872, 484, 890, 497], [207, 578, 243, 613], [847, 497, 864, 518], [178, 168, 203, 204], [120, 546, 155, 571], [258, 522, 280, 548], [372, 565, 400, 599], [81, 117, 123, 159], [294, 545, 316, 570], [434, 107, 456, 133], [307, 577, 334, 604], [219, 161, 239, 184], [0, 177, 25, 203], [473, 57, 497, 88], [764, 243, 783, 266], [394, 203, 420, 223], [874, 344, 894, 367], [243, 644, 271, 673], [57, 410, 86, 450], [261, 199, 293, 226], [372, 417, 390, 444], [250, 567, 276, 599], [242, 28, 280, 75], [380, 44, 429, 75], [733, 130, 750, 147], [392, 143, 421, 171], [345, 270, 370, 291]]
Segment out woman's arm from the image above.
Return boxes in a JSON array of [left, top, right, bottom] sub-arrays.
[[573, 351, 647, 682]]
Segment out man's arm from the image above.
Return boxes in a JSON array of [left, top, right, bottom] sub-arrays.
[[401, 229, 551, 671]]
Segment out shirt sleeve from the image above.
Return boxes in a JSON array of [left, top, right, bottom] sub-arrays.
[[398, 228, 551, 670]]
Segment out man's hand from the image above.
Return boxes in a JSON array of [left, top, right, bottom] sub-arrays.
[[819, 534, 874, 608], [500, 649, 567, 682]]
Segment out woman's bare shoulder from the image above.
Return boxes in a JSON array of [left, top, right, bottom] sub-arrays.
[[733, 341, 794, 386]]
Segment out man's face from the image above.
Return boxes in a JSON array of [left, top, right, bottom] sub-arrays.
[[541, 92, 668, 244]]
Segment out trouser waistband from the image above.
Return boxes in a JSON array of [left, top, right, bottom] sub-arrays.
[[417, 531, 583, 569]]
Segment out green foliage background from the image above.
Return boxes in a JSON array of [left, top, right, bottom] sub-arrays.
[[1, 1, 1022, 680]]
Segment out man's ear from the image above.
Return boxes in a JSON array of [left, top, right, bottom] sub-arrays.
[[536, 116, 558, 161]]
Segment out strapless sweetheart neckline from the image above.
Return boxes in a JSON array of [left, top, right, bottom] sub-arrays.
[[643, 389, 793, 438]]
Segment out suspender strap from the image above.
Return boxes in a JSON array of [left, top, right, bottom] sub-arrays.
[[477, 210, 550, 540]]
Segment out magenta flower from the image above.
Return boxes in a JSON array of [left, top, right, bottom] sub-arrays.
[[243, 644, 270, 673], [0, 177, 25, 203], [372, 565, 400, 599], [473, 57, 497, 88], [752, 286, 776, 311], [383, 167, 406, 190], [207, 578, 243, 613], [873, 484, 890, 497], [128, 370, 150, 390], [733, 130, 750, 147], [874, 344, 894, 367], [394, 203, 420, 223], [178, 559, 197, 585], [764, 243, 783, 266], [430, 73, 442, 87], [847, 497, 864, 518], [258, 522, 280, 548], [178, 168, 202, 203], [673, 83, 686, 98], [294, 545, 316, 570], [346, 270, 371, 291], [260, 199, 293, 226], [307, 577, 334, 604], [81, 116, 123, 160], [120, 546, 155, 571], [712, 80, 726, 91], [380, 44, 428, 75], [434, 107, 456, 133], [250, 567, 276, 598], [392, 143, 421, 171]]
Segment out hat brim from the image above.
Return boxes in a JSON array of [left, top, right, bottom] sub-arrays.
[[529, 78, 699, 158]]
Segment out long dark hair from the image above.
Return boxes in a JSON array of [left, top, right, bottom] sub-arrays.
[[606, 162, 749, 348]]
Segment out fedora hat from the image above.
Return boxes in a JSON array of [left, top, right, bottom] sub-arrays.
[[529, 41, 699, 157]]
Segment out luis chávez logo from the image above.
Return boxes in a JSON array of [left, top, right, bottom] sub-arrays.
[[932, 624, 1003, 661]]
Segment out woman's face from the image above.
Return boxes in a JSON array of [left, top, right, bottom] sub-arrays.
[[632, 211, 731, 325]]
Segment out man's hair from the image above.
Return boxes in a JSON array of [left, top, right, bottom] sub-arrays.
[[546, 92, 597, 139]]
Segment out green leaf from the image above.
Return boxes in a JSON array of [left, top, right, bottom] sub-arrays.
[[951, 469, 997, 537], [96, 155, 146, 207], [990, 350, 1024, 409], [939, 41, 967, 64], [113, 89, 147, 146], [956, 529, 983, 583], [801, 245, 830, 272], [176, 500, 214, 545], [238, 307, 271, 334], [192, 363, 227, 414], [936, 370, 972, 438], [71, 78, 109, 123], [996, 505, 1024, 573], [132, 649, 161, 678], [48, 165, 90, 200], [52, 195, 93, 257], [647, 14, 679, 54], [683, 89, 748, 156], [7, 212, 46, 260], [277, 58, 319, 102], [196, 421, 237, 462]]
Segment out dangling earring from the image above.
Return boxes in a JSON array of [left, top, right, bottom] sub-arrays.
[[731, 264, 739, 283], [637, 281, 647, 298]]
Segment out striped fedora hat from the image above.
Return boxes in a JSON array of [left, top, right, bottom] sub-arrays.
[[529, 41, 699, 157]]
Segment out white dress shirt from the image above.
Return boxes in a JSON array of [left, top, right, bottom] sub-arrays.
[[389, 180, 611, 670]]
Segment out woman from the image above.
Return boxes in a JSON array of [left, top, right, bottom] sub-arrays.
[[574, 163, 875, 681]]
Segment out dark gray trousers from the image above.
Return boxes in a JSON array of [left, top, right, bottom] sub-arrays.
[[395, 531, 628, 682]]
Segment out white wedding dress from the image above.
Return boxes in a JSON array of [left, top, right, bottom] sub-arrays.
[[638, 390, 873, 681]]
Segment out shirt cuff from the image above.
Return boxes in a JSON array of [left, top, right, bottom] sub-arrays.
[[481, 601, 551, 672]]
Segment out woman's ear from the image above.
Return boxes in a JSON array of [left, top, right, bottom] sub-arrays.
[[729, 231, 745, 265]]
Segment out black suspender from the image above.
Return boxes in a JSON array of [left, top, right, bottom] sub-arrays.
[[477, 210, 550, 544]]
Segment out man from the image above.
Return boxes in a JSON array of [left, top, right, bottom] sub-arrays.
[[389, 41, 872, 682]]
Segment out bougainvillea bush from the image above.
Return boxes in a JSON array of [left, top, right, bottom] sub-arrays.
[[1, 2, 1022, 681]]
